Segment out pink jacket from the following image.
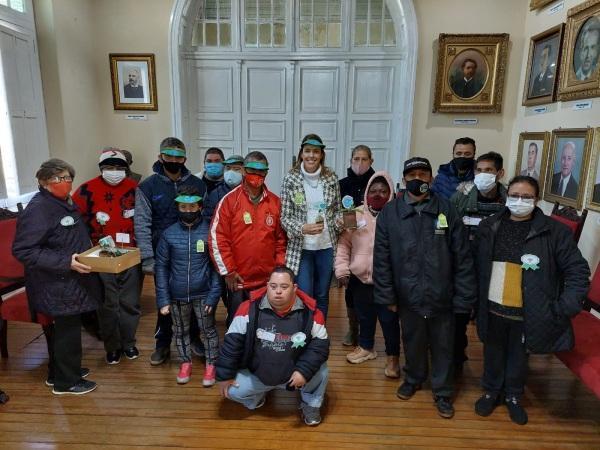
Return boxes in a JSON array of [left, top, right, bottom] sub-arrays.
[[334, 171, 395, 285]]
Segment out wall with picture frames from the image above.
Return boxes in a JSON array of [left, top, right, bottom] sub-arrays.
[[510, 0, 600, 272]]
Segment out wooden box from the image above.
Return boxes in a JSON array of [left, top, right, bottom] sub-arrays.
[[77, 246, 141, 274]]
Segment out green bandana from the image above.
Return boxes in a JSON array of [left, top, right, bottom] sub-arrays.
[[160, 147, 186, 157], [175, 195, 202, 204], [244, 161, 269, 170]]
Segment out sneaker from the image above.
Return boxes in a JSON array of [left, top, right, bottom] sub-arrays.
[[346, 346, 377, 364], [434, 395, 455, 419], [52, 379, 97, 396], [45, 368, 90, 387], [106, 350, 122, 365], [202, 364, 216, 387], [150, 347, 170, 366], [191, 340, 205, 359], [384, 356, 401, 378], [475, 392, 501, 417], [396, 381, 421, 400], [299, 402, 322, 426], [505, 396, 528, 425], [177, 362, 192, 384], [123, 347, 140, 360]]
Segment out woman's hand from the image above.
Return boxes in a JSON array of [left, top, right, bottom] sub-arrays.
[[160, 305, 170, 315], [302, 223, 324, 235], [71, 254, 92, 274]]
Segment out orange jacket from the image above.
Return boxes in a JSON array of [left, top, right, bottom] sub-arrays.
[[209, 185, 287, 290]]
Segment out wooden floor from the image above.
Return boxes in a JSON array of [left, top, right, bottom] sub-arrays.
[[0, 280, 599, 449]]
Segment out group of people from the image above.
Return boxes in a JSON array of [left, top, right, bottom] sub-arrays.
[[9, 134, 590, 427]]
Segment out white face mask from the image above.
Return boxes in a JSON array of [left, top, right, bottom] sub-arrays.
[[474, 172, 497, 193], [506, 196, 535, 218], [102, 169, 127, 186]]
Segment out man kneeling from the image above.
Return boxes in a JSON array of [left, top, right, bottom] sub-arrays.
[[216, 266, 329, 426]]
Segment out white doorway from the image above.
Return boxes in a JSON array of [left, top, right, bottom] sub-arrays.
[[170, 0, 417, 193]]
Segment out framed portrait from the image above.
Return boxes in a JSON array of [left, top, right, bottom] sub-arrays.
[[109, 53, 158, 111], [557, 0, 600, 102], [529, 0, 556, 11], [433, 33, 509, 113], [515, 132, 551, 195], [522, 24, 565, 106], [585, 128, 600, 212], [543, 128, 594, 209]]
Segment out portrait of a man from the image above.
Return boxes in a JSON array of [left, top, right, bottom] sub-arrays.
[[520, 142, 541, 180], [530, 44, 555, 97], [450, 57, 485, 99], [550, 141, 579, 199], [574, 16, 600, 81], [123, 67, 144, 98]]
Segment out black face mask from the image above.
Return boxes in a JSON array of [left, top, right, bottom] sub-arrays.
[[406, 179, 430, 196], [179, 211, 201, 224], [162, 160, 184, 174], [453, 157, 473, 173]]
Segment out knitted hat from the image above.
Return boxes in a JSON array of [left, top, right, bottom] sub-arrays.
[[99, 148, 129, 168]]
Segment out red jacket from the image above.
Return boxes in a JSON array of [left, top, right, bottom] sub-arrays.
[[209, 184, 286, 290], [72, 176, 137, 245]]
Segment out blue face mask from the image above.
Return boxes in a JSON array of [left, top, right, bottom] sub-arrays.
[[223, 169, 243, 188], [205, 162, 224, 178]]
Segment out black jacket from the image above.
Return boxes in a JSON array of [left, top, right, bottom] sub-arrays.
[[12, 189, 100, 317], [339, 166, 376, 207], [475, 208, 590, 353], [373, 192, 476, 316], [550, 172, 578, 199]]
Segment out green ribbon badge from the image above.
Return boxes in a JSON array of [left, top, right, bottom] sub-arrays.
[[291, 332, 306, 349], [293, 192, 305, 206], [521, 254, 540, 271]]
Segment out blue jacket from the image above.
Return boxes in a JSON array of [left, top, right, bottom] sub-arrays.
[[155, 218, 221, 309], [202, 181, 231, 219], [431, 160, 475, 200], [134, 161, 206, 260]]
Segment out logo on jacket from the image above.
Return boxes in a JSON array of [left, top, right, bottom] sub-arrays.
[[265, 213, 274, 227]]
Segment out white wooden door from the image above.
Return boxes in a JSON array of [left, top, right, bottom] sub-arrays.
[[241, 60, 294, 194], [294, 61, 347, 176]]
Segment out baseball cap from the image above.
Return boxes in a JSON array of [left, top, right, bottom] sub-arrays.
[[403, 157, 432, 176]]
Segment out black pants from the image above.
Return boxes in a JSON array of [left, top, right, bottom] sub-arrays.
[[454, 312, 470, 365], [482, 313, 528, 399], [225, 288, 250, 328], [400, 308, 454, 397], [52, 314, 83, 390]]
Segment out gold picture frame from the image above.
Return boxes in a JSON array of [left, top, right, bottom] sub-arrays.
[[529, 0, 556, 11], [543, 128, 594, 209], [522, 24, 565, 106], [433, 33, 509, 113], [585, 128, 600, 212], [515, 132, 551, 196], [557, 0, 600, 102], [109, 53, 158, 111]]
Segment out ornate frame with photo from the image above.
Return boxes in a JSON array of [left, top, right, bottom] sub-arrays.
[[584, 128, 600, 212], [109, 53, 158, 111], [433, 33, 510, 113], [529, 0, 556, 11], [515, 131, 551, 196]]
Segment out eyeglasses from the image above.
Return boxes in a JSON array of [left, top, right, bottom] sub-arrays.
[[48, 175, 73, 184], [508, 194, 535, 201]]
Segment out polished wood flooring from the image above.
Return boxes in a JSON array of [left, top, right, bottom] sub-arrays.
[[0, 279, 599, 449]]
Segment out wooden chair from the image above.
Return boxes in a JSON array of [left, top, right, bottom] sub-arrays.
[[549, 202, 588, 243], [0, 216, 53, 358]]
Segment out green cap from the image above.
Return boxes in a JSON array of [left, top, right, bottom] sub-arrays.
[[224, 155, 244, 165], [302, 139, 326, 148], [244, 161, 269, 170], [160, 147, 186, 157], [175, 195, 202, 204]]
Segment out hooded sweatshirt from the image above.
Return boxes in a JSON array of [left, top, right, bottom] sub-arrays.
[[334, 171, 395, 285]]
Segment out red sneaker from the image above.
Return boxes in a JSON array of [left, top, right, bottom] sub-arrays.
[[177, 362, 192, 384], [203, 364, 216, 387]]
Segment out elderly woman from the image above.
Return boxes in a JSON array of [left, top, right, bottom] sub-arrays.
[[280, 134, 342, 319], [13, 159, 100, 395]]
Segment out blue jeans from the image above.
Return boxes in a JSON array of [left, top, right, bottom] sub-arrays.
[[296, 247, 334, 319], [227, 364, 329, 409]]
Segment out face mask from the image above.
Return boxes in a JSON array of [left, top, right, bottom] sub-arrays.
[[367, 194, 387, 210], [205, 162, 224, 178], [179, 210, 201, 224], [474, 173, 497, 193], [351, 161, 370, 176], [406, 179, 430, 196], [162, 160, 183, 174], [453, 157, 473, 173], [47, 181, 72, 200], [224, 169, 243, 188], [244, 173, 265, 189], [102, 169, 127, 186], [506, 197, 535, 218]]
